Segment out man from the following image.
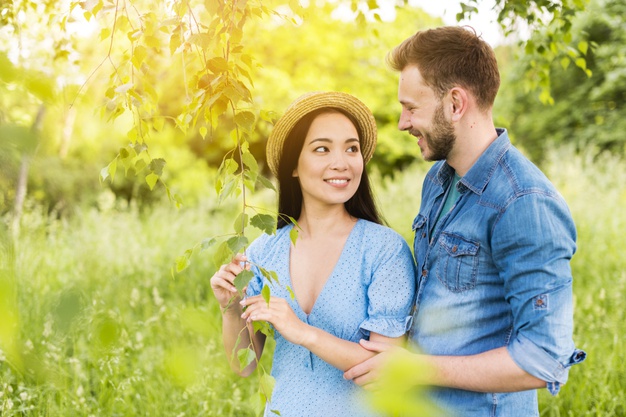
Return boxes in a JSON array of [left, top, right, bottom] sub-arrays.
[[343, 26, 586, 416]]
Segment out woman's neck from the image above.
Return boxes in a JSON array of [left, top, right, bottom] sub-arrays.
[[295, 205, 357, 239]]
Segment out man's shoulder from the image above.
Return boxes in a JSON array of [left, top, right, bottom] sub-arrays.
[[493, 145, 560, 197]]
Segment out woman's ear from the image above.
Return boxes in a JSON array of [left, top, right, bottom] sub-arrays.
[[292, 168, 298, 178]]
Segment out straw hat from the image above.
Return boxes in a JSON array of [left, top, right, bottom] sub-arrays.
[[266, 91, 377, 177]]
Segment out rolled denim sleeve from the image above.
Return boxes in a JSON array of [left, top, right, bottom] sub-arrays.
[[493, 192, 585, 393]]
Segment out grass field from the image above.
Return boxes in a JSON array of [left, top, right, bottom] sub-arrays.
[[0, 149, 624, 416]]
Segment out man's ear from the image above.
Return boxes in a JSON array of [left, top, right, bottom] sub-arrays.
[[449, 87, 469, 122]]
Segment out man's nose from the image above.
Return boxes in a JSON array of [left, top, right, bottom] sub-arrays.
[[398, 109, 411, 131]]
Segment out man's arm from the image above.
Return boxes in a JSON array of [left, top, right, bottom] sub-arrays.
[[344, 340, 545, 392]]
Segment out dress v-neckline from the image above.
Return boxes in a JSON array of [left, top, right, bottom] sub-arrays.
[[286, 219, 361, 317]]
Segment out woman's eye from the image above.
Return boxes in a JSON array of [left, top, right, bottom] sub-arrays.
[[347, 145, 360, 153], [314, 146, 328, 153]]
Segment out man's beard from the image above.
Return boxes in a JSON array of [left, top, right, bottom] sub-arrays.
[[423, 103, 456, 161]]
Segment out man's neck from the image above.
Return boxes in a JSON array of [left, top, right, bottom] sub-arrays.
[[447, 112, 498, 176]]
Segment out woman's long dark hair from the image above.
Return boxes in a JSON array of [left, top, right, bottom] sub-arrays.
[[276, 107, 383, 228]]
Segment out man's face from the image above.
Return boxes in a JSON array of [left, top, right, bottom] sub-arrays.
[[397, 65, 456, 161]]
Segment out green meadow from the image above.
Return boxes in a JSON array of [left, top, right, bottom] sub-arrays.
[[1, 148, 624, 416]]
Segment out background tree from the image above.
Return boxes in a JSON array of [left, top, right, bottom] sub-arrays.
[[499, 0, 626, 162]]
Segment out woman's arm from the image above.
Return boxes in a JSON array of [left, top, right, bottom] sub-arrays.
[[240, 295, 404, 371], [211, 254, 266, 376]]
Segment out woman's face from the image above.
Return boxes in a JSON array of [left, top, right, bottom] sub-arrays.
[[292, 111, 364, 210]]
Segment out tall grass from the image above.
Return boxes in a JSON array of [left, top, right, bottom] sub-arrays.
[[0, 150, 624, 416]]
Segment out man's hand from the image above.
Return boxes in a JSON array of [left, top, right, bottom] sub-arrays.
[[343, 339, 400, 390]]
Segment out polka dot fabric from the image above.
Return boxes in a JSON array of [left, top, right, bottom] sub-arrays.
[[246, 219, 416, 417]]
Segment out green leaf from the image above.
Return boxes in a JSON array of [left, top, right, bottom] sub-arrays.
[[286, 286, 295, 300], [214, 241, 233, 267], [259, 267, 279, 285], [289, 227, 299, 246], [175, 249, 193, 272], [234, 110, 255, 132], [201, 237, 217, 251], [218, 178, 240, 203], [250, 214, 276, 235], [226, 235, 248, 254], [257, 174, 276, 191], [149, 158, 166, 176], [270, 410, 282, 415], [252, 320, 274, 337], [234, 270, 255, 292], [0, 52, 17, 83], [145, 172, 159, 190], [218, 157, 239, 176], [233, 212, 249, 234], [132, 45, 148, 69], [100, 166, 109, 183], [242, 150, 258, 171], [560, 57, 570, 70], [135, 158, 147, 173], [578, 41, 588, 55], [259, 371, 276, 403], [261, 284, 271, 306], [237, 347, 256, 371], [169, 32, 182, 55], [207, 57, 229, 74]]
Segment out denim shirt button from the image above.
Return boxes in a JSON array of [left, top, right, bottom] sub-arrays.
[[421, 269, 428, 277], [452, 245, 458, 253]]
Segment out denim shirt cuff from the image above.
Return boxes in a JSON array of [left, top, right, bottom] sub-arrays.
[[507, 333, 586, 395]]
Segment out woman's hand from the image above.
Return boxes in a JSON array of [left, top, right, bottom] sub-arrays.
[[240, 295, 309, 346], [210, 253, 248, 311]]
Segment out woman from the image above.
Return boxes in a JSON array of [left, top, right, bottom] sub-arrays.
[[210, 92, 416, 416]]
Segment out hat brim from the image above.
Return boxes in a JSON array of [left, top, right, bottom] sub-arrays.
[[266, 91, 377, 177]]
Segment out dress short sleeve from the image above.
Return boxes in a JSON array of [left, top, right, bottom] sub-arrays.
[[359, 225, 416, 338]]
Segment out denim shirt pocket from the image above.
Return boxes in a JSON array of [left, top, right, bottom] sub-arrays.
[[436, 232, 480, 292]]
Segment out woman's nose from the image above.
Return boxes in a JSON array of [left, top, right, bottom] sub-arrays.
[[329, 151, 348, 170]]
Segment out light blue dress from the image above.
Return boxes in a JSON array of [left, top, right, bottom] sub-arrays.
[[246, 219, 416, 417]]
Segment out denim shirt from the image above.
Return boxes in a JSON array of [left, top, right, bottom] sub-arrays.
[[409, 129, 586, 417]]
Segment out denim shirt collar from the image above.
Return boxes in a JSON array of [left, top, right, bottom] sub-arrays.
[[435, 128, 510, 196]]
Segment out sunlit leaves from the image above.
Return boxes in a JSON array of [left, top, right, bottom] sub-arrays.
[[235, 110, 256, 132]]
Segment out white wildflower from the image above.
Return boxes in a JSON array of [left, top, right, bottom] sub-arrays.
[[152, 287, 163, 307], [130, 288, 140, 308], [43, 319, 53, 338], [19, 391, 28, 401]]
